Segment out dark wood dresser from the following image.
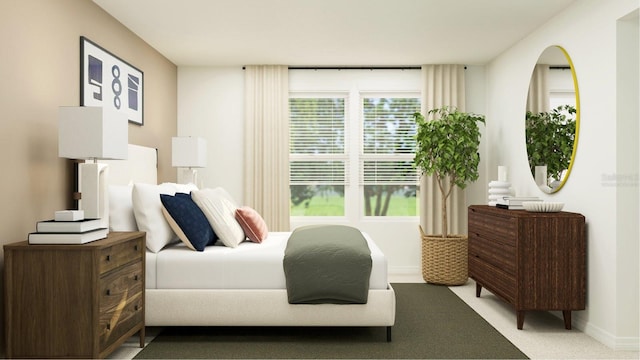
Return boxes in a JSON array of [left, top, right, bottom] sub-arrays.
[[4, 231, 146, 359], [467, 205, 585, 330]]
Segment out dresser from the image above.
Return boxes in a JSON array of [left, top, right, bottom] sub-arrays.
[[467, 205, 585, 330], [4, 231, 146, 359]]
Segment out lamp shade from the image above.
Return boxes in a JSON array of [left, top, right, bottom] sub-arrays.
[[58, 106, 128, 160], [172, 137, 207, 168]]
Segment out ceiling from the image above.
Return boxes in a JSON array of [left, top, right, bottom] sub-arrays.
[[93, 0, 575, 67]]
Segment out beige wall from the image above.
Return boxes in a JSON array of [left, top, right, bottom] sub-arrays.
[[0, 0, 177, 349]]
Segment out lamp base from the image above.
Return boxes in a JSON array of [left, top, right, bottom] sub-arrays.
[[78, 162, 109, 231], [178, 167, 200, 187]]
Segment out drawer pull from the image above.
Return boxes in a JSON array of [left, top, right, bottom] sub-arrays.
[[106, 289, 111, 296], [134, 245, 139, 251], [135, 305, 139, 311], [106, 323, 111, 331], [134, 275, 139, 281], [106, 255, 111, 262]]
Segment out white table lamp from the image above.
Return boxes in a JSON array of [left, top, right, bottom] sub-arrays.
[[58, 106, 128, 230], [172, 136, 206, 185]]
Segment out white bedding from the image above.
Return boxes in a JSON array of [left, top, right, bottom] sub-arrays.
[[147, 231, 388, 290], [105, 145, 395, 335]]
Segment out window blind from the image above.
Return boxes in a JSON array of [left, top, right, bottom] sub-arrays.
[[289, 97, 348, 185], [361, 97, 420, 185]]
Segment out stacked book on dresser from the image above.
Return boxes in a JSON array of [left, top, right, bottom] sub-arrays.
[[495, 196, 542, 210], [28, 210, 108, 244]]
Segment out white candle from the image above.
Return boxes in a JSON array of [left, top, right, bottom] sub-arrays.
[[498, 166, 508, 182], [535, 165, 547, 186]]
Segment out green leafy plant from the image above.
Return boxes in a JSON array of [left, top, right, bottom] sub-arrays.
[[413, 106, 485, 238], [525, 104, 576, 185]]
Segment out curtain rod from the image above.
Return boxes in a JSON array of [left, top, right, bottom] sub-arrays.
[[288, 66, 422, 70], [242, 66, 469, 70]]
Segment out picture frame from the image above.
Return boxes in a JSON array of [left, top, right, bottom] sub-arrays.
[[80, 36, 144, 125]]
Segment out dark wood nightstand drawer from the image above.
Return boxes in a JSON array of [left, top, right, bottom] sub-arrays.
[[99, 288, 144, 351], [99, 236, 144, 275], [100, 261, 144, 308]]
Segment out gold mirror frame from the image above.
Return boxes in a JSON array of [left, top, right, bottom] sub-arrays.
[[525, 45, 580, 193]]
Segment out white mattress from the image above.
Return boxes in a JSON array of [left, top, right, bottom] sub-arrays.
[[147, 231, 388, 290]]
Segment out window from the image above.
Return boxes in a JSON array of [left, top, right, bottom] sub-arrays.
[[290, 94, 420, 218], [289, 97, 347, 216], [289, 69, 421, 219], [361, 97, 420, 216]]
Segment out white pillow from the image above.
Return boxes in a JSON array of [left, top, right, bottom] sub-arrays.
[[108, 185, 138, 231], [191, 188, 245, 248], [132, 182, 198, 253]]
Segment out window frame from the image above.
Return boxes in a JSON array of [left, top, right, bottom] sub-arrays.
[[288, 69, 422, 222], [357, 92, 421, 219]]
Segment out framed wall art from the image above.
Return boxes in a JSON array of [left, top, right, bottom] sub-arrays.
[[80, 36, 144, 125]]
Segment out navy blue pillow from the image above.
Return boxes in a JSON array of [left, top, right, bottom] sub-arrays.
[[160, 192, 217, 251]]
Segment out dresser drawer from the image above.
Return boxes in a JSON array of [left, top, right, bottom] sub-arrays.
[[99, 237, 144, 275], [469, 233, 516, 274], [468, 208, 517, 247], [469, 257, 516, 303], [99, 291, 143, 351], [99, 261, 144, 351], [100, 261, 143, 311]]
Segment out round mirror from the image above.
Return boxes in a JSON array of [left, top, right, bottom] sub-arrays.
[[525, 45, 580, 193]]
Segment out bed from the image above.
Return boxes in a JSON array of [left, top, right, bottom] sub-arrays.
[[102, 144, 396, 341]]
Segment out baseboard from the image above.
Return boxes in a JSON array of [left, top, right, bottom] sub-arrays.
[[577, 316, 640, 351], [388, 266, 420, 276]]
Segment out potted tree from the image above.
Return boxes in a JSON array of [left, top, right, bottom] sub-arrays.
[[413, 106, 485, 285]]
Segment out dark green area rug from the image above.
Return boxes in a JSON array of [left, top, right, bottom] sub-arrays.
[[135, 283, 528, 359]]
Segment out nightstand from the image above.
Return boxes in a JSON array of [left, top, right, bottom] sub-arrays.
[[4, 231, 146, 359]]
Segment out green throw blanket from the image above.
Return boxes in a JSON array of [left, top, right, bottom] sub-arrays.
[[283, 225, 372, 304]]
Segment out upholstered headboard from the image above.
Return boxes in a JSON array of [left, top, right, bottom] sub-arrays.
[[100, 144, 158, 186]]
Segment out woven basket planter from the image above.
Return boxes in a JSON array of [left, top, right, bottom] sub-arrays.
[[419, 226, 468, 285]]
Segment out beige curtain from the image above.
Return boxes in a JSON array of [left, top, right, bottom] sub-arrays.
[[526, 64, 550, 113], [420, 64, 467, 235], [243, 65, 290, 231]]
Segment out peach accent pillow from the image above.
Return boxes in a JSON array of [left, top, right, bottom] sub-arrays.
[[235, 206, 268, 243]]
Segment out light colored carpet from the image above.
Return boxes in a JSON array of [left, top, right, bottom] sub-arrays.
[[447, 279, 639, 359]]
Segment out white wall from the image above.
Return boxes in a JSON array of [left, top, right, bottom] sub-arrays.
[[485, 0, 639, 350], [615, 8, 639, 351], [177, 67, 245, 202]]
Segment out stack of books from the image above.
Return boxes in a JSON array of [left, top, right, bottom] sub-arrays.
[[495, 196, 542, 210], [28, 210, 108, 244]]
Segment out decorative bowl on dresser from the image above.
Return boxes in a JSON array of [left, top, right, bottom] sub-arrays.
[[4, 231, 146, 359], [467, 205, 585, 330]]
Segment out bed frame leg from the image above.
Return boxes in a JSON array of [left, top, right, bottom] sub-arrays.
[[386, 326, 392, 342]]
